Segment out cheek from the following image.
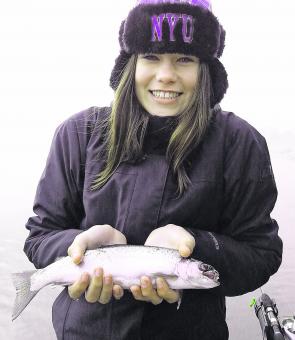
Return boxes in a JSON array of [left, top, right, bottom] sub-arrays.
[[135, 64, 150, 89], [185, 66, 199, 90], [135, 75, 147, 103]]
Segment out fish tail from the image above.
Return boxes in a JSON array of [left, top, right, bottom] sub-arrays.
[[11, 270, 39, 321]]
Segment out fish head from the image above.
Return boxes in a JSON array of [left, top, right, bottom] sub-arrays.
[[182, 259, 220, 288]]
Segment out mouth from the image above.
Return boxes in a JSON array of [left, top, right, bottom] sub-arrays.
[[199, 263, 219, 281], [202, 270, 219, 281], [149, 90, 183, 100]]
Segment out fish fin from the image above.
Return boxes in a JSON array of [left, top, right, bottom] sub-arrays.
[[154, 274, 178, 281], [11, 270, 39, 321], [150, 275, 178, 288], [161, 274, 178, 280], [177, 289, 183, 310], [50, 283, 60, 289], [50, 282, 71, 288]]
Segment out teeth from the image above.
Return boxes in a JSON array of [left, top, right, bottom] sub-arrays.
[[152, 90, 181, 99]]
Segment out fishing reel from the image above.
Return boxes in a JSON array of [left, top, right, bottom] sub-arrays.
[[254, 293, 295, 340]]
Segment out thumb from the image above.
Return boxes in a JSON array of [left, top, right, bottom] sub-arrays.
[[67, 241, 86, 265], [112, 229, 127, 245], [178, 237, 196, 258], [179, 244, 193, 258]]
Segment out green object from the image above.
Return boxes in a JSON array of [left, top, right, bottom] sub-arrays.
[[249, 298, 256, 307]]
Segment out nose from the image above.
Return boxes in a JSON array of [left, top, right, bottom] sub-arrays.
[[155, 61, 177, 84]]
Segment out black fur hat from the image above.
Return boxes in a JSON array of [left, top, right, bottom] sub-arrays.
[[110, 0, 228, 108]]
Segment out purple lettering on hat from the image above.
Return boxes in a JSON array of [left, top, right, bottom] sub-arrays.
[[151, 14, 165, 41], [166, 13, 180, 41], [182, 14, 194, 43]]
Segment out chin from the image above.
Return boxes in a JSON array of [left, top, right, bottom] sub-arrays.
[[149, 106, 178, 117]]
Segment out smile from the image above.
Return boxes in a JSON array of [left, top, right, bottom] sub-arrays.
[[149, 90, 182, 99]]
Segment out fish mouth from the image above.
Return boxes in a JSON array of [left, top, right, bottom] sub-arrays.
[[202, 270, 219, 281], [198, 263, 219, 282]]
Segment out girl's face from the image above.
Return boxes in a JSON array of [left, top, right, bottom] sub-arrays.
[[135, 53, 200, 117]]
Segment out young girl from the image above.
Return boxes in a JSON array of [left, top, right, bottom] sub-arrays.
[[24, 1, 283, 339]]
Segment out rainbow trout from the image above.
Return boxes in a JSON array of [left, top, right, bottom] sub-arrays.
[[12, 245, 219, 320]]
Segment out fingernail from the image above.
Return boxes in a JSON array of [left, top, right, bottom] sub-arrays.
[[157, 278, 163, 288], [104, 276, 112, 285], [95, 268, 102, 277], [81, 273, 89, 282], [141, 278, 148, 288], [73, 252, 81, 262], [180, 245, 190, 257]]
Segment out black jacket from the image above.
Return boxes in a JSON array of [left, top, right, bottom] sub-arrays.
[[24, 106, 282, 340]]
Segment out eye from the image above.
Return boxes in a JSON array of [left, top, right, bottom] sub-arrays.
[[141, 54, 159, 61], [177, 56, 195, 63]]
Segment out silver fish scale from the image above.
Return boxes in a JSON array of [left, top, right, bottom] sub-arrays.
[[79, 245, 183, 288], [82, 245, 181, 277], [85, 245, 181, 260]]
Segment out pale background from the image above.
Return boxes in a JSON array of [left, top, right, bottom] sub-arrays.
[[0, 1, 294, 339]]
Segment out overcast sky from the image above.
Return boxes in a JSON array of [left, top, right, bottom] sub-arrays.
[[0, 0, 294, 216]]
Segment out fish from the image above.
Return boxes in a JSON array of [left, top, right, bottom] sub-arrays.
[[12, 244, 219, 321]]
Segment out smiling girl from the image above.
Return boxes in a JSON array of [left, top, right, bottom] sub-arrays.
[[135, 53, 200, 116], [24, 1, 282, 339]]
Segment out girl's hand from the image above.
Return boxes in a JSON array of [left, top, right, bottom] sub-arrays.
[[67, 224, 127, 264], [131, 224, 195, 305], [130, 276, 180, 305], [144, 224, 195, 257], [68, 267, 124, 304], [67, 224, 126, 303]]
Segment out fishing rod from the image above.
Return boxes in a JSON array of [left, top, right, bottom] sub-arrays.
[[252, 289, 295, 340]]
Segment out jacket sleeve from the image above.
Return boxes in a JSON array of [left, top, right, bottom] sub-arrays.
[[189, 118, 283, 297], [24, 107, 98, 269]]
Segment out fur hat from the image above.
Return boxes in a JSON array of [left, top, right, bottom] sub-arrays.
[[110, 0, 228, 108]]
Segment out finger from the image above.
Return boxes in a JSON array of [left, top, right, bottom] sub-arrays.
[[112, 229, 128, 245], [179, 244, 193, 257], [85, 268, 103, 303], [98, 275, 113, 304], [83, 225, 127, 248], [179, 237, 195, 258], [67, 242, 86, 265], [156, 277, 180, 304], [140, 276, 163, 305], [130, 285, 146, 301], [68, 272, 90, 300], [113, 284, 124, 300]]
